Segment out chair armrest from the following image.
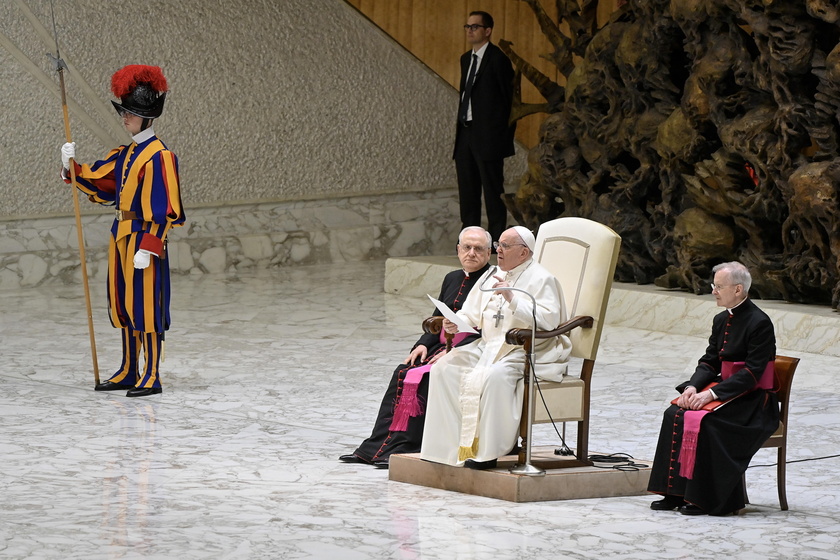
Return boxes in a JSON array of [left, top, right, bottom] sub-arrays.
[[423, 316, 444, 334], [423, 316, 454, 351], [505, 315, 594, 345]]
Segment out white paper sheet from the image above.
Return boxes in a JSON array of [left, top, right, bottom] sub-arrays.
[[427, 295, 479, 334]]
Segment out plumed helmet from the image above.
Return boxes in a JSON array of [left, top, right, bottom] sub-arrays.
[[110, 65, 168, 119]]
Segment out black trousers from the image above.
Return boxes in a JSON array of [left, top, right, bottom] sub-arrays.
[[454, 124, 507, 243], [354, 360, 431, 462]]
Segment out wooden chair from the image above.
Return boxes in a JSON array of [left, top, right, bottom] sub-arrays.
[[744, 354, 800, 510], [505, 217, 621, 469]]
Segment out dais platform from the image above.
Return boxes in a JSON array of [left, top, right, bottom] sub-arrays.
[[389, 448, 652, 503]]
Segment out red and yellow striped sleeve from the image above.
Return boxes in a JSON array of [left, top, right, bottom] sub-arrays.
[[65, 147, 122, 204]]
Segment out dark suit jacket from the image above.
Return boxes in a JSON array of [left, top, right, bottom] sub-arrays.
[[453, 42, 516, 161]]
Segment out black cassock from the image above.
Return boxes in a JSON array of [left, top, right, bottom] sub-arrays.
[[353, 263, 490, 463], [647, 298, 780, 515]]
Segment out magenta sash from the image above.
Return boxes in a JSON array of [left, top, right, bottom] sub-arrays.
[[721, 360, 775, 390], [679, 359, 776, 479], [389, 331, 470, 432], [440, 330, 469, 347], [389, 363, 432, 432], [679, 410, 709, 479]]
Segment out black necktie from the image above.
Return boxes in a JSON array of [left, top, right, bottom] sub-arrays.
[[459, 53, 478, 125]]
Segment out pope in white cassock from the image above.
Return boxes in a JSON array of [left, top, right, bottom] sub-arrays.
[[420, 226, 572, 469]]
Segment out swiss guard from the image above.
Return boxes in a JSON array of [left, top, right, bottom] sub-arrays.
[[60, 65, 185, 397]]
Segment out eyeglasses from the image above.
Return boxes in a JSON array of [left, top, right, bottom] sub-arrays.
[[458, 244, 488, 253], [493, 241, 526, 251], [463, 24, 487, 31], [710, 283, 736, 292]]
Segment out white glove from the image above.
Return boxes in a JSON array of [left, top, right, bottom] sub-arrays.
[[133, 249, 153, 269], [61, 142, 76, 169]]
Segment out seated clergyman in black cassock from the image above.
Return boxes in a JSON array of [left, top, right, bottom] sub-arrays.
[[648, 261, 779, 516], [338, 226, 492, 468]]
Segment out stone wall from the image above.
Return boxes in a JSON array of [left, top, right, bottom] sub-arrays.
[[0, 0, 526, 289], [0, 191, 463, 289]]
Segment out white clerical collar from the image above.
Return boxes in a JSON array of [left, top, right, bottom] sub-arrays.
[[499, 258, 533, 279], [464, 263, 492, 278], [727, 296, 748, 315], [132, 127, 156, 144]]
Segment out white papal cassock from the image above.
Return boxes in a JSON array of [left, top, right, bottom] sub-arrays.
[[420, 258, 572, 465]]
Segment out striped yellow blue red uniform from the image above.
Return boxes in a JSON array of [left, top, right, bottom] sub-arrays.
[[67, 134, 185, 388]]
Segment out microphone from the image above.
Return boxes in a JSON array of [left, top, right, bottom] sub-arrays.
[[478, 265, 499, 293], [476, 265, 544, 475], [478, 266, 537, 324], [476, 265, 539, 354]]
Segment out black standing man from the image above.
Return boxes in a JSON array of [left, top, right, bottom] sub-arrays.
[[453, 10, 516, 245]]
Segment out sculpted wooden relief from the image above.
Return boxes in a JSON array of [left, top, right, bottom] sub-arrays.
[[502, 0, 840, 307]]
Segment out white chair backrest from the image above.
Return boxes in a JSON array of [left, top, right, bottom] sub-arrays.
[[534, 217, 621, 361]]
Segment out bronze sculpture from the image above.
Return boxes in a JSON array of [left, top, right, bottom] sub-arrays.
[[502, 0, 840, 307]]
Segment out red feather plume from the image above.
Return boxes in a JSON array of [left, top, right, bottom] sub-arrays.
[[110, 65, 168, 98]]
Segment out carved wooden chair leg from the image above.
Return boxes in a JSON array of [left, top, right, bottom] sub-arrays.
[[777, 446, 788, 511]]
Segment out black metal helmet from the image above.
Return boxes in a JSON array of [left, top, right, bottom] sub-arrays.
[[110, 65, 168, 119]]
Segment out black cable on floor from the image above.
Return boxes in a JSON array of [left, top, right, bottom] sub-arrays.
[[588, 452, 649, 471], [748, 453, 840, 468]]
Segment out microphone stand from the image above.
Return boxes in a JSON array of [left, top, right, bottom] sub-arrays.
[[478, 268, 545, 477]]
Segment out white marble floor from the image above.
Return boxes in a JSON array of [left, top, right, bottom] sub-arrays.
[[1, 261, 838, 560]]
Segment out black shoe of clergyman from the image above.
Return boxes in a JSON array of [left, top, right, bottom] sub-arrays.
[[125, 387, 162, 398], [464, 458, 498, 470], [650, 495, 685, 511], [94, 381, 133, 391], [372, 459, 389, 469], [679, 504, 706, 516], [339, 454, 368, 464]]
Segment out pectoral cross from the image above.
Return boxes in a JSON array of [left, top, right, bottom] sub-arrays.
[[493, 310, 504, 328]]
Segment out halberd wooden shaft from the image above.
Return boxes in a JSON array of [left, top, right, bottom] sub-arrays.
[[51, 1, 100, 385]]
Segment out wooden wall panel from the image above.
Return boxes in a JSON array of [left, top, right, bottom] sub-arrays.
[[346, 0, 620, 148]]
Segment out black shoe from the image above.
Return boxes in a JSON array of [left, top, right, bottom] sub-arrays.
[[465, 458, 497, 470], [372, 459, 389, 469], [650, 495, 685, 511], [339, 454, 368, 464], [126, 387, 162, 398], [679, 504, 706, 516], [95, 381, 133, 391]]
